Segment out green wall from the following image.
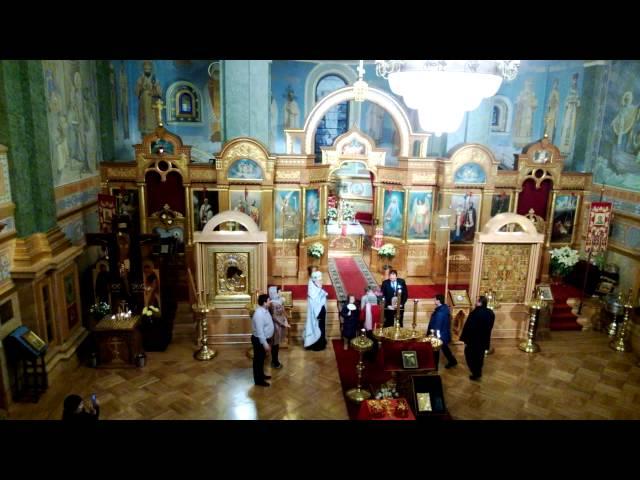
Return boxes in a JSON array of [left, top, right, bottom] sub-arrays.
[[0, 60, 57, 236]]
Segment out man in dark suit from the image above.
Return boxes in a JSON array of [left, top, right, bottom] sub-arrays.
[[427, 294, 458, 370], [459, 296, 495, 381], [380, 269, 408, 327]]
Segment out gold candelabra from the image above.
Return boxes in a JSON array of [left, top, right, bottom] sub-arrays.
[[608, 291, 624, 337], [610, 289, 633, 352], [519, 293, 542, 353], [412, 299, 419, 336], [484, 289, 500, 355], [194, 291, 217, 361], [346, 329, 374, 403]]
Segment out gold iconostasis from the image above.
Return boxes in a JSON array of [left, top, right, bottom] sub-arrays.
[[99, 87, 593, 293]]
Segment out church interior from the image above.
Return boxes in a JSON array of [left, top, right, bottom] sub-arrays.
[[0, 59, 639, 421]]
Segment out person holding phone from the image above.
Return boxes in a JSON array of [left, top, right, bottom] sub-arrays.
[[62, 393, 100, 421]]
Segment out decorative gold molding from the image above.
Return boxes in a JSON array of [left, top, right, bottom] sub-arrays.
[[495, 172, 518, 188], [411, 171, 437, 184], [190, 168, 218, 182], [54, 176, 101, 200], [560, 174, 589, 190], [275, 170, 301, 182], [11, 227, 76, 271], [0, 203, 15, 219]]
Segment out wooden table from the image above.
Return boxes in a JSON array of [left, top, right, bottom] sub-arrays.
[[93, 315, 144, 368]]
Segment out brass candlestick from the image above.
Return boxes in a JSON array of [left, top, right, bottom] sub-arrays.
[[608, 291, 624, 337], [412, 299, 419, 336], [519, 296, 541, 353], [485, 289, 499, 356], [610, 290, 633, 352], [373, 298, 386, 349], [194, 301, 217, 361], [346, 329, 374, 403]]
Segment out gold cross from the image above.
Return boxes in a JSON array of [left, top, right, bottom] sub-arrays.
[[153, 98, 166, 127]]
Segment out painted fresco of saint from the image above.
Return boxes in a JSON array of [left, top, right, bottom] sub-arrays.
[[135, 60, 162, 136], [513, 79, 538, 147], [559, 73, 581, 155], [544, 79, 560, 142], [283, 86, 300, 129]]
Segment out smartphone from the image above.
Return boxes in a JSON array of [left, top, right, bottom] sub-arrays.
[[90, 393, 97, 404]]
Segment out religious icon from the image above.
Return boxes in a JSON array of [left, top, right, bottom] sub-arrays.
[[21, 330, 46, 352], [532, 149, 551, 164], [408, 191, 433, 240], [416, 392, 432, 412], [215, 253, 249, 296], [402, 351, 418, 369]]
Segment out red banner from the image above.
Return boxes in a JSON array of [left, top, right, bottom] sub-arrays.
[[98, 194, 116, 233], [584, 202, 612, 254]]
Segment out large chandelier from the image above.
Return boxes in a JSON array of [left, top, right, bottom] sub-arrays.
[[375, 60, 520, 136]]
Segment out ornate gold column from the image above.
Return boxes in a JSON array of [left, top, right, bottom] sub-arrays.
[[138, 182, 147, 233], [300, 187, 307, 244], [402, 187, 409, 244], [185, 184, 193, 245], [321, 184, 328, 240]]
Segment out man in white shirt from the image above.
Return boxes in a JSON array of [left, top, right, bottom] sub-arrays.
[[252, 294, 274, 387]]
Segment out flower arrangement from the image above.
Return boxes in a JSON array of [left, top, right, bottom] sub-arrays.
[[375, 383, 399, 400], [90, 302, 111, 319], [142, 305, 161, 318], [327, 207, 338, 222], [308, 242, 325, 259], [549, 246, 579, 277], [378, 243, 397, 259]]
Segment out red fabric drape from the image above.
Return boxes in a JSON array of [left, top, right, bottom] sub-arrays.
[[145, 171, 185, 215], [517, 178, 553, 218]]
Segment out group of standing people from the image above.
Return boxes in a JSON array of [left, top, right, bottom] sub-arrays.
[[253, 265, 496, 386], [428, 293, 496, 381], [251, 286, 291, 387]]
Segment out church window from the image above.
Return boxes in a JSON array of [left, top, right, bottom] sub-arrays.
[[314, 74, 349, 162]]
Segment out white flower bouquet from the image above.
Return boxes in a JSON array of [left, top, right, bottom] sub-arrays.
[[308, 242, 325, 259], [378, 243, 397, 259], [90, 302, 111, 319], [142, 305, 161, 318], [549, 246, 579, 277], [327, 207, 338, 221]]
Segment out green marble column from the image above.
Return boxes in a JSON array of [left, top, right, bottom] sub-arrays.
[[0, 60, 57, 236]]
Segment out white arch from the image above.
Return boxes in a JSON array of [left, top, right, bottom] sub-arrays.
[[303, 86, 414, 157], [202, 210, 260, 234], [481, 212, 540, 237], [304, 63, 358, 118]]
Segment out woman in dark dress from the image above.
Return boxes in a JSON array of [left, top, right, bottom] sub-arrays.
[[340, 294, 360, 350]]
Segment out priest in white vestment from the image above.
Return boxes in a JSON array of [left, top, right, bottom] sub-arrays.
[[304, 271, 328, 351]]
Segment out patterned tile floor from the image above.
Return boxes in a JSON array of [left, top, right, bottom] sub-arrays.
[[5, 330, 640, 420]]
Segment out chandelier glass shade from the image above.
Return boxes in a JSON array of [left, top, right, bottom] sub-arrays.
[[376, 60, 520, 136]]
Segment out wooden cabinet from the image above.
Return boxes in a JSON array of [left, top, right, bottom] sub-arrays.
[[93, 315, 143, 368]]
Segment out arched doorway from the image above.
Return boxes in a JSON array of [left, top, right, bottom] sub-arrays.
[[326, 160, 375, 257]]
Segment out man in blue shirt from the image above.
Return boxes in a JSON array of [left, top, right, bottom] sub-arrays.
[[252, 294, 275, 387], [428, 294, 458, 370]]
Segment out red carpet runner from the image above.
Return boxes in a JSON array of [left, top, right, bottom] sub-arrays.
[[549, 284, 582, 331], [333, 257, 370, 299]]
